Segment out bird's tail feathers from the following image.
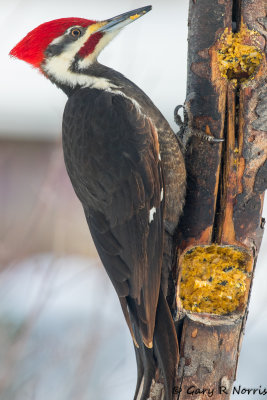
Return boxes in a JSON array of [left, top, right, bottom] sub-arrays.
[[133, 327, 156, 400], [131, 290, 179, 400], [119, 297, 139, 348], [153, 289, 179, 400]]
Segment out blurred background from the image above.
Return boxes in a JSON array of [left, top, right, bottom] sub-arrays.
[[0, 1, 266, 399]]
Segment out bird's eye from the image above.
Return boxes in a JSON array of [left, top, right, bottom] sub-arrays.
[[71, 28, 81, 38]]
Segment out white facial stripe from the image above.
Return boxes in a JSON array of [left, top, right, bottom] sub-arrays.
[[50, 34, 65, 46], [44, 30, 88, 80], [48, 27, 79, 48], [49, 26, 83, 46], [44, 27, 113, 88], [44, 53, 113, 88], [43, 25, 121, 88]]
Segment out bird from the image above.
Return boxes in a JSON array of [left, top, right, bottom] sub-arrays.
[[10, 6, 186, 400]]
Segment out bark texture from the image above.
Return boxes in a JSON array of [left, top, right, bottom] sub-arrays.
[[174, 0, 266, 399]]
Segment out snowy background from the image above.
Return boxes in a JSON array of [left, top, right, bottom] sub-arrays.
[[0, 1, 266, 399]]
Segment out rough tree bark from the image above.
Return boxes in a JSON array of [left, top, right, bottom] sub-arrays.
[[171, 1, 267, 400]]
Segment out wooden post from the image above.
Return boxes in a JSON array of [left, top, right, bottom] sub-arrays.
[[174, 0, 266, 398]]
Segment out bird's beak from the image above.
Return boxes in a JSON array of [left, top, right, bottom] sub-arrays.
[[96, 5, 152, 33]]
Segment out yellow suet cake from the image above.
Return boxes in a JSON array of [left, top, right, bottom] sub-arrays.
[[217, 23, 262, 83], [179, 245, 251, 315]]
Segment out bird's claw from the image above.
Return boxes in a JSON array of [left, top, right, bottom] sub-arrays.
[[174, 105, 185, 128], [195, 131, 224, 143]]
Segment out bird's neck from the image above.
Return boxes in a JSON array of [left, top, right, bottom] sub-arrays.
[[46, 60, 158, 124], [44, 61, 128, 97]]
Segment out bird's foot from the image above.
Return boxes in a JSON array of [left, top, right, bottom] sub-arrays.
[[174, 103, 224, 146]]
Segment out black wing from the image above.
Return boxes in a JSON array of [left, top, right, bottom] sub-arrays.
[[62, 88, 164, 347]]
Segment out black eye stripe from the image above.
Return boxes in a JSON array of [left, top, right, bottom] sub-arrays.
[[46, 26, 85, 58]]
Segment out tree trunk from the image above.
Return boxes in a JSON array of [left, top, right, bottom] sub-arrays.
[[173, 1, 266, 399]]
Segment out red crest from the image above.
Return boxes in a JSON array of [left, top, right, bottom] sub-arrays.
[[10, 18, 96, 68]]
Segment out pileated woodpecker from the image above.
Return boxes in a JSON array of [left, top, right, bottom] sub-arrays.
[[10, 6, 186, 400]]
